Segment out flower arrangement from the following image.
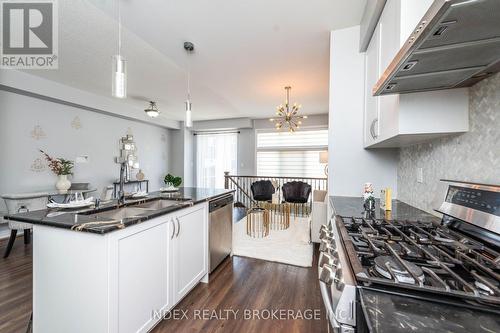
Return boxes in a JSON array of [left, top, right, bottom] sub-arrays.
[[40, 150, 74, 176]]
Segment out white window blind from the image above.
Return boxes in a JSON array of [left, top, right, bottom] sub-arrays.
[[257, 130, 328, 148], [256, 129, 328, 178]]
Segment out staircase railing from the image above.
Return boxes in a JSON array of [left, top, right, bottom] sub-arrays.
[[224, 172, 328, 209]]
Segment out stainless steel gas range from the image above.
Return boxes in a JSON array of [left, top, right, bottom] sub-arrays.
[[318, 181, 500, 332]]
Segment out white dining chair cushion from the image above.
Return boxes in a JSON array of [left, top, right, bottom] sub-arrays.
[[2, 192, 49, 231]]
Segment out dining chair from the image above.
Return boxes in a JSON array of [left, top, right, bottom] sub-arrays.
[[282, 181, 312, 217], [250, 180, 275, 203], [1, 192, 49, 258]]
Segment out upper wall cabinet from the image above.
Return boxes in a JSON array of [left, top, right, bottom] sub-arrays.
[[364, 0, 469, 148]]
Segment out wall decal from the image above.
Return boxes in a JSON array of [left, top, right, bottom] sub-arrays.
[[30, 157, 46, 172], [71, 116, 82, 130], [31, 125, 46, 140], [161, 133, 167, 142]]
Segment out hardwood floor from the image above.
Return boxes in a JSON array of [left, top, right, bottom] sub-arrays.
[[0, 235, 327, 333], [152, 246, 327, 333], [0, 236, 32, 333]]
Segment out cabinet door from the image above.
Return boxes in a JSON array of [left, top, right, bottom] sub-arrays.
[[172, 205, 208, 304], [117, 222, 171, 333], [399, 0, 434, 45], [376, 0, 400, 142], [364, 24, 380, 146], [379, 0, 400, 73]]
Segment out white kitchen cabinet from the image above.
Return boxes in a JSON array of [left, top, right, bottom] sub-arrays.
[[171, 205, 209, 304], [32, 202, 209, 333], [364, 24, 381, 147], [364, 0, 469, 148], [116, 222, 171, 333]]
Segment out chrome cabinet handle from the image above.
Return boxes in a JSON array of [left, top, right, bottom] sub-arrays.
[[170, 218, 175, 239], [370, 118, 379, 139], [176, 217, 180, 237]]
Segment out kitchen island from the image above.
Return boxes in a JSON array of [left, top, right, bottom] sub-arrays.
[[4, 187, 234, 333]]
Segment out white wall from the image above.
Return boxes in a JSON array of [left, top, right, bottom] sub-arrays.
[[169, 125, 195, 187], [0, 70, 180, 130], [0, 90, 171, 210], [193, 118, 253, 131], [237, 128, 256, 175], [329, 26, 398, 198]]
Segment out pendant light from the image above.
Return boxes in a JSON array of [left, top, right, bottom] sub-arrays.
[[112, 0, 127, 98], [184, 42, 194, 128], [144, 101, 160, 118]]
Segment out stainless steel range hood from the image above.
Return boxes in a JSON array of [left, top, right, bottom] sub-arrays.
[[373, 0, 500, 96]]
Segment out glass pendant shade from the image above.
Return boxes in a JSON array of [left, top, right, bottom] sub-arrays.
[[145, 109, 159, 118], [185, 100, 193, 127], [112, 55, 127, 98]]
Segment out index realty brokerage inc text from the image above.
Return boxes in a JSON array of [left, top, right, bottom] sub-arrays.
[[153, 308, 322, 321]]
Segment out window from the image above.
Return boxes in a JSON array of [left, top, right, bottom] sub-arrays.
[[196, 132, 238, 188], [256, 129, 328, 178]]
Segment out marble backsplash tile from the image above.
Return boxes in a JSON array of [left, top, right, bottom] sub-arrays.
[[398, 73, 500, 215]]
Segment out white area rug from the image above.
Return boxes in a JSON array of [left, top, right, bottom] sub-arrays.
[[232, 215, 313, 267]]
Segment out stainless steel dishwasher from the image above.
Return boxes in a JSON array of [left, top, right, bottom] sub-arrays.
[[209, 194, 233, 273]]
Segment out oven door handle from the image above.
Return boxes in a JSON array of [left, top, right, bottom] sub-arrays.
[[319, 280, 341, 331]]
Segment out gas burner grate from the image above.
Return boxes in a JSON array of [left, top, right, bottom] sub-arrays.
[[338, 216, 500, 306]]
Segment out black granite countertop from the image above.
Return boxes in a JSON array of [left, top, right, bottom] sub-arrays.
[[330, 196, 440, 223], [359, 288, 500, 333], [3, 187, 234, 234]]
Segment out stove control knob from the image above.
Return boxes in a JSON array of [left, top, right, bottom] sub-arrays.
[[320, 223, 333, 232], [320, 244, 335, 257], [332, 251, 339, 267], [319, 264, 335, 285], [318, 252, 334, 268], [319, 238, 333, 251], [334, 266, 344, 291], [319, 228, 333, 240]]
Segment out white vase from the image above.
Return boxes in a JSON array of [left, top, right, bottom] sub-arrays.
[[55, 175, 71, 194]]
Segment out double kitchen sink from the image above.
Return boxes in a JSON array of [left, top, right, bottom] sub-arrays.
[[79, 198, 191, 222]]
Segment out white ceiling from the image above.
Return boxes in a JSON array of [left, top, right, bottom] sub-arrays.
[[26, 0, 365, 122]]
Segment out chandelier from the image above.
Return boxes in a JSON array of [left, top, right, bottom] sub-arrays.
[[269, 86, 307, 132]]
